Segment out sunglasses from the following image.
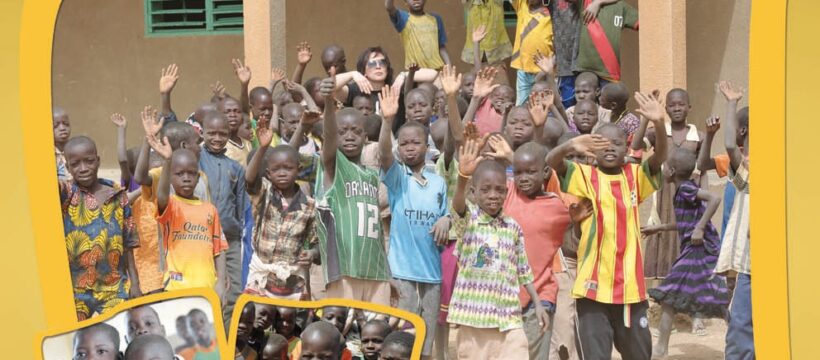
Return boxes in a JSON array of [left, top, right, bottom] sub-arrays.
[[366, 59, 388, 69]]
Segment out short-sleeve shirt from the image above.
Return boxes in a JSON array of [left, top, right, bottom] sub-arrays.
[[157, 195, 229, 290], [131, 196, 164, 294], [549, 0, 582, 77], [462, 0, 513, 64], [473, 98, 504, 136], [382, 162, 448, 283], [60, 179, 137, 294], [612, 112, 641, 136], [315, 150, 390, 283], [715, 162, 750, 276], [503, 181, 571, 306], [225, 138, 253, 167], [391, 9, 447, 70], [249, 178, 318, 266], [561, 160, 660, 304], [510, 0, 555, 73], [447, 205, 534, 331], [575, 0, 638, 81]]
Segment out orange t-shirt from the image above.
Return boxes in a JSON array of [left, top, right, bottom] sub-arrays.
[[131, 196, 164, 293], [714, 154, 730, 178], [157, 195, 229, 291]]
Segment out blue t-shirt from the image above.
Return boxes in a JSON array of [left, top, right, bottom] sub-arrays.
[[382, 162, 448, 283]]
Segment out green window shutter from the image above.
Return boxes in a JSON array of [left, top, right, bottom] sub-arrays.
[[145, 0, 243, 36]]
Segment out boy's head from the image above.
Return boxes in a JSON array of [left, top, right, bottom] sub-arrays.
[[53, 107, 71, 147], [361, 319, 392, 360], [281, 103, 305, 141], [737, 106, 749, 147], [504, 106, 535, 148], [357, 47, 393, 85], [64, 136, 100, 189], [574, 72, 600, 102], [542, 117, 566, 149], [125, 305, 165, 343], [176, 315, 195, 345], [238, 114, 253, 141], [396, 121, 429, 169], [490, 85, 515, 114], [665, 88, 691, 124], [219, 97, 244, 134], [405, 0, 426, 13], [275, 89, 296, 109], [513, 142, 549, 197], [461, 72, 476, 100], [531, 81, 551, 95], [666, 148, 698, 181], [335, 108, 367, 160], [261, 334, 289, 360], [599, 83, 629, 112], [265, 145, 300, 192], [471, 160, 508, 216], [201, 112, 230, 152], [364, 114, 382, 142], [186, 308, 212, 347], [405, 88, 434, 126], [321, 306, 349, 335], [192, 103, 218, 125], [123, 334, 174, 360], [250, 87, 274, 123], [254, 303, 277, 332], [592, 124, 628, 171], [322, 44, 347, 75], [573, 100, 599, 134], [236, 303, 256, 347], [300, 321, 342, 360], [379, 331, 415, 360], [274, 306, 298, 339], [73, 323, 120, 360], [305, 77, 326, 110], [161, 121, 201, 156], [169, 149, 200, 199], [353, 95, 375, 117]]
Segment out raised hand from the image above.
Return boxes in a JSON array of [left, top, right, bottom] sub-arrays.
[[140, 106, 163, 137], [634, 91, 665, 122], [440, 64, 463, 96], [110, 113, 127, 128], [472, 24, 488, 43], [320, 66, 337, 98], [584, 0, 602, 24], [256, 121, 275, 148], [569, 198, 594, 224], [296, 41, 313, 65], [271, 67, 286, 83], [408, 62, 420, 73], [301, 109, 323, 126], [458, 134, 489, 178], [571, 134, 611, 158], [705, 115, 721, 135], [533, 51, 555, 75], [210, 81, 226, 100], [159, 64, 179, 94], [473, 66, 499, 98], [146, 134, 172, 160], [718, 81, 744, 102], [352, 71, 373, 94], [528, 90, 551, 127], [232, 59, 251, 85], [486, 134, 513, 164], [463, 122, 480, 142], [379, 85, 401, 120]]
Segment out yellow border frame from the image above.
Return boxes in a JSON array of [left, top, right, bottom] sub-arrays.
[[34, 289, 231, 359], [229, 295, 426, 359]]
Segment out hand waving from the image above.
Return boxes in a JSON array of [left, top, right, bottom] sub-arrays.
[[159, 64, 179, 94]]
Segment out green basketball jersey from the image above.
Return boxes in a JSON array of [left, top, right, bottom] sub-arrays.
[[315, 150, 389, 283]]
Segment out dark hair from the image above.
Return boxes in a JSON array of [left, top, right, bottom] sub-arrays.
[[737, 106, 749, 129], [364, 114, 382, 141], [124, 334, 173, 360], [357, 47, 395, 86], [305, 77, 322, 95], [161, 122, 199, 150], [363, 319, 393, 337], [383, 331, 415, 352], [267, 144, 300, 165], [250, 87, 272, 103], [74, 323, 120, 351], [397, 121, 429, 139]]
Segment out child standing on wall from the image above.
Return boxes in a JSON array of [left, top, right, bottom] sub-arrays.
[[385, 0, 451, 70]]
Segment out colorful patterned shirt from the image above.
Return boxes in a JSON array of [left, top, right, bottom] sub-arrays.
[[462, 0, 513, 64], [575, 0, 639, 81], [510, 0, 555, 74], [549, 0, 582, 76], [561, 160, 660, 304], [60, 179, 137, 294], [612, 111, 641, 136], [447, 204, 534, 331]]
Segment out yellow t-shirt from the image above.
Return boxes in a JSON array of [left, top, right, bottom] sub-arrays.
[[225, 138, 253, 167], [510, 0, 554, 73], [391, 9, 447, 69]]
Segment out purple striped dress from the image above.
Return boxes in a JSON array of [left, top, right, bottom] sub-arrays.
[[648, 180, 730, 318]]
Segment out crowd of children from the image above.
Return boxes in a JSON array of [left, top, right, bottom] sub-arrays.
[[56, 0, 752, 359]]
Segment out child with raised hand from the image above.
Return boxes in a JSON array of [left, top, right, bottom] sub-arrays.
[[641, 148, 730, 358], [148, 132, 228, 301], [232, 58, 253, 115], [236, 303, 259, 360], [314, 67, 392, 305], [510, 0, 555, 106], [448, 136, 548, 360], [243, 111, 319, 300], [53, 107, 72, 181], [60, 135, 140, 320], [385, 0, 451, 70], [249, 87, 275, 148], [378, 85, 449, 359], [575, 0, 638, 84], [546, 91, 667, 360], [73, 323, 121, 360], [462, 0, 513, 73], [463, 66, 508, 137], [713, 81, 753, 360], [292, 41, 313, 85]]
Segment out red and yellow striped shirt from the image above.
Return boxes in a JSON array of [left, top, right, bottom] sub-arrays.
[[561, 160, 660, 304]]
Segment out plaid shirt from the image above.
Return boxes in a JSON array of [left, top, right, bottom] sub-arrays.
[[249, 178, 318, 265]]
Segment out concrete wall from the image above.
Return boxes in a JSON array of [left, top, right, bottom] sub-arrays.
[[52, 0, 244, 168]]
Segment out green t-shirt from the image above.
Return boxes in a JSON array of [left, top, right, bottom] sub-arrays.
[[575, 0, 638, 81], [315, 150, 389, 283]]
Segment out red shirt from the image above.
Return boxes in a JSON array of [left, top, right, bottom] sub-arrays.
[[503, 180, 571, 306]]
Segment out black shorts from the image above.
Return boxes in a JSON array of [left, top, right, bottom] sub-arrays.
[[575, 298, 651, 360]]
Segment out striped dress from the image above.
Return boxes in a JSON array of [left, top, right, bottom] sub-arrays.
[[648, 180, 730, 318]]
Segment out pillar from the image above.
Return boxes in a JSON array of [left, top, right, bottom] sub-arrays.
[[638, 0, 687, 95], [243, 0, 287, 91]]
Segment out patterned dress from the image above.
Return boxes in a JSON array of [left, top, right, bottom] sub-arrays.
[[648, 180, 730, 317]]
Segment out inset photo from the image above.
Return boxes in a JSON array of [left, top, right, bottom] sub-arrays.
[[229, 296, 424, 360], [40, 292, 227, 360]]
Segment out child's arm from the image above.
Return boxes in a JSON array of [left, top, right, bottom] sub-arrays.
[[533, 52, 571, 130], [111, 113, 131, 184], [135, 106, 163, 186], [404, 63, 419, 96], [640, 223, 677, 237], [125, 248, 142, 298], [697, 116, 721, 172], [159, 64, 179, 118], [472, 25, 487, 72], [583, 0, 619, 24], [440, 65, 464, 167], [486, 134, 514, 165], [320, 68, 339, 188], [523, 283, 550, 330], [718, 81, 745, 172], [285, 81, 320, 112], [546, 135, 611, 177], [232, 59, 252, 114], [292, 41, 312, 84], [440, 47, 452, 66], [147, 134, 173, 213], [214, 251, 227, 304], [127, 188, 142, 204], [692, 188, 721, 245], [245, 123, 274, 191], [385, 0, 398, 17], [269, 67, 286, 95], [289, 107, 322, 150], [464, 67, 499, 124], [453, 135, 488, 215], [634, 92, 667, 174], [378, 85, 401, 172]]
